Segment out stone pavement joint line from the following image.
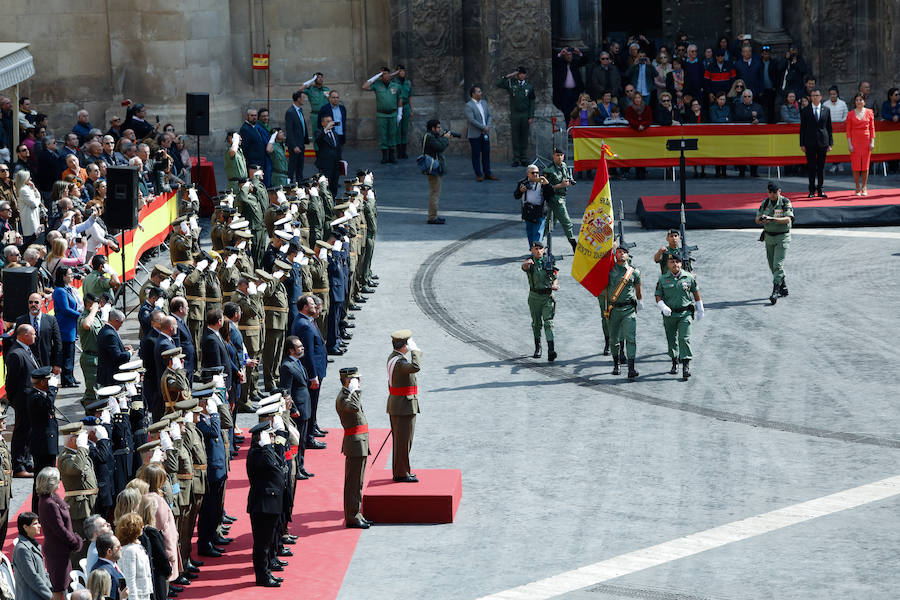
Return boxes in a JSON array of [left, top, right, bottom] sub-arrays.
[[411, 220, 900, 449], [477, 475, 900, 600]]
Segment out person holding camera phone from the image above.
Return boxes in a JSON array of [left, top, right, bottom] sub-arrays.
[[422, 119, 453, 224], [756, 181, 793, 304], [513, 164, 553, 250]]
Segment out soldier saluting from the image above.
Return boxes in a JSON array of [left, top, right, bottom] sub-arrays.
[[336, 367, 372, 529], [386, 330, 421, 483]]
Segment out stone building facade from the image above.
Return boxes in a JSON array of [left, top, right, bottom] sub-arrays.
[[1, 0, 897, 157]]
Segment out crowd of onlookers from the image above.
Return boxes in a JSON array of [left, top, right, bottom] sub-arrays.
[[553, 32, 899, 178]]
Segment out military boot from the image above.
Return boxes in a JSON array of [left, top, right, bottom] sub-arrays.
[[618, 346, 626, 364], [381, 150, 389, 164], [779, 278, 789, 297], [602, 336, 610, 356], [398, 143, 407, 159], [769, 284, 779, 305], [682, 359, 691, 379], [627, 359, 639, 379], [532, 338, 542, 359], [569, 238, 577, 251], [612, 356, 621, 375], [547, 340, 557, 362], [388, 148, 397, 163], [669, 357, 678, 374]]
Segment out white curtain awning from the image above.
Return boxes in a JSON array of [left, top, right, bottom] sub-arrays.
[[0, 43, 34, 90]]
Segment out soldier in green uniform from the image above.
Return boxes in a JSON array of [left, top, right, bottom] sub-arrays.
[[160, 347, 192, 416], [224, 131, 248, 194], [655, 255, 704, 379], [179, 184, 200, 217], [57, 421, 97, 565], [362, 67, 402, 164], [306, 180, 324, 248], [359, 180, 378, 287], [496, 66, 536, 167], [394, 65, 413, 159], [266, 129, 290, 188], [653, 230, 694, 273], [310, 240, 331, 337], [139, 264, 174, 305], [263, 196, 288, 239], [386, 330, 422, 483], [755, 181, 793, 304], [245, 171, 270, 269], [335, 367, 371, 528], [184, 261, 207, 350], [521, 241, 559, 361], [542, 148, 578, 251], [177, 399, 207, 566], [0, 409, 11, 547], [78, 293, 104, 408], [261, 266, 289, 391], [301, 73, 331, 124], [169, 217, 195, 266], [233, 275, 266, 411], [317, 173, 335, 222], [604, 246, 643, 379], [211, 205, 235, 251], [82, 254, 121, 298]]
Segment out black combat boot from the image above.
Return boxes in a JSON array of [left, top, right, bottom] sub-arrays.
[[381, 150, 389, 164], [682, 359, 691, 379], [533, 338, 542, 359], [618, 346, 626, 364], [398, 143, 407, 159], [388, 148, 397, 163], [769, 284, 779, 305], [669, 358, 678, 374], [612, 357, 621, 375], [779, 278, 789, 297], [602, 336, 610, 355], [627, 359, 638, 379], [547, 340, 557, 362], [569, 238, 577, 251]]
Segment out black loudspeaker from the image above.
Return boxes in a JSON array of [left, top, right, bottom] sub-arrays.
[[104, 166, 139, 229], [186, 93, 210, 136], [3, 267, 39, 322]]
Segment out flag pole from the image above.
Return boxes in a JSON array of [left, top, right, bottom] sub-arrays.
[[266, 39, 271, 110]]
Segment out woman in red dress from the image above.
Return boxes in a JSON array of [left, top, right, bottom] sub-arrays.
[[846, 92, 876, 195]]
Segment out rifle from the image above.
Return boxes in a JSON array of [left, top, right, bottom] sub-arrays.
[[678, 202, 698, 269], [615, 199, 635, 250]]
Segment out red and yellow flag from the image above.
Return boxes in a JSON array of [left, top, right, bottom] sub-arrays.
[[571, 144, 616, 296], [252, 53, 269, 70]]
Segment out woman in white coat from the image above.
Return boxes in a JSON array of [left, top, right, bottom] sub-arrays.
[[115, 513, 152, 600], [15, 169, 42, 246]]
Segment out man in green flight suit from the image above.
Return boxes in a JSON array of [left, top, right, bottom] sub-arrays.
[[655, 255, 704, 379], [393, 64, 413, 159], [604, 246, 643, 379], [224, 130, 248, 194], [521, 240, 559, 361], [497, 66, 536, 167], [755, 181, 793, 305], [542, 147, 578, 251], [362, 67, 402, 164]]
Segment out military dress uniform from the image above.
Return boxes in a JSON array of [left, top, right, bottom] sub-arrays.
[[203, 267, 223, 318], [110, 393, 135, 495], [77, 307, 102, 407], [224, 147, 248, 194], [169, 227, 194, 266], [246, 422, 284, 586], [27, 369, 59, 512], [57, 430, 98, 563], [605, 260, 642, 378], [0, 433, 12, 548], [335, 373, 370, 527], [261, 270, 290, 390], [184, 267, 207, 351], [360, 188, 378, 284], [304, 84, 331, 123], [496, 75, 536, 165], [310, 248, 330, 337], [263, 203, 287, 239], [656, 268, 699, 371], [180, 405, 208, 565], [395, 76, 412, 157], [757, 193, 793, 299], [234, 288, 265, 407], [542, 160, 577, 247], [386, 333, 421, 481], [307, 188, 325, 248], [318, 178, 335, 222], [161, 366, 192, 416]]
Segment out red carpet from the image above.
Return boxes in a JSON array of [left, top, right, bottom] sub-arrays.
[[3, 428, 391, 600], [636, 188, 900, 229]]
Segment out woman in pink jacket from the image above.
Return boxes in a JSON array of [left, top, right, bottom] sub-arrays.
[[139, 465, 179, 583]]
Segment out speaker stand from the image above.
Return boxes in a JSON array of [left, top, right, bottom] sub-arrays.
[[113, 229, 143, 316]]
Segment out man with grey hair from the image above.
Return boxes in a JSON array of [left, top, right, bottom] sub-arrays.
[[129, 156, 150, 198], [96, 309, 132, 387], [83, 514, 112, 570], [114, 140, 135, 166], [2, 244, 21, 268], [684, 43, 705, 99], [73, 109, 93, 144], [70, 589, 92, 600]]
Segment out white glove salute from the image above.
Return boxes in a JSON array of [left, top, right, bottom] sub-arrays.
[[206, 398, 217, 414], [259, 430, 271, 446], [159, 278, 171, 290], [269, 132, 278, 145], [226, 254, 237, 268], [366, 72, 381, 84], [159, 431, 173, 451], [309, 187, 319, 197], [241, 181, 252, 192], [248, 281, 258, 295], [230, 133, 241, 151], [694, 300, 705, 320], [93, 425, 108, 441], [348, 378, 360, 393], [273, 415, 285, 431], [303, 75, 317, 87], [213, 374, 226, 389], [76, 432, 89, 449], [103, 263, 115, 275], [276, 190, 287, 204], [119, 396, 129, 410], [48, 375, 60, 389], [637, 299, 644, 311], [169, 421, 182, 440], [154, 298, 165, 309], [100, 409, 111, 425], [257, 282, 268, 295], [174, 272, 187, 286], [150, 448, 164, 463], [196, 259, 209, 272], [657, 300, 672, 317], [407, 338, 420, 352], [107, 398, 120, 415]]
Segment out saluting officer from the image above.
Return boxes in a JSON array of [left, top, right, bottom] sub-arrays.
[[233, 276, 266, 411], [140, 264, 175, 304], [246, 420, 284, 587], [522, 241, 559, 361], [83, 401, 115, 520], [58, 421, 98, 564], [496, 66, 536, 167], [169, 217, 195, 266], [160, 347, 191, 415], [604, 246, 643, 379], [78, 293, 103, 408], [262, 262, 291, 390], [655, 255, 704, 379], [386, 330, 422, 483], [362, 67, 402, 164], [224, 131, 248, 194], [175, 398, 208, 571], [336, 367, 372, 529], [542, 148, 578, 251], [756, 181, 793, 304], [27, 366, 60, 512]]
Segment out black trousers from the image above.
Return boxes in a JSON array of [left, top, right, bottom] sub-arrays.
[[250, 511, 279, 582], [307, 386, 321, 442], [288, 149, 305, 183], [197, 478, 225, 549], [10, 402, 32, 473], [805, 146, 827, 192], [291, 416, 309, 471]]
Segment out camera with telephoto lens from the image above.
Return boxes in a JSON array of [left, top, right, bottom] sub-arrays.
[[71, 267, 85, 280], [442, 128, 462, 138]]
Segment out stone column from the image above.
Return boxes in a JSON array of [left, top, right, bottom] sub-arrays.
[[758, 0, 792, 48], [557, 0, 584, 48]]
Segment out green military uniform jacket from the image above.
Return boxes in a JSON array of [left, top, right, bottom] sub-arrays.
[[203, 270, 223, 314], [58, 446, 98, 520], [526, 257, 556, 293], [606, 263, 641, 306], [169, 232, 193, 265], [655, 270, 698, 313], [217, 261, 240, 296], [78, 308, 101, 354], [161, 367, 191, 412], [336, 387, 369, 457], [307, 194, 325, 247], [263, 204, 284, 238], [363, 194, 377, 237], [232, 290, 264, 353], [543, 162, 571, 198], [304, 85, 331, 119], [386, 349, 422, 416], [318, 182, 335, 221], [300, 262, 313, 293], [496, 77, 536, 117], [211, 222, 228, 251], [395, 78, 412, 106], [263, 280, 289, 331], [657, 246, 693, 273], [82, 271, 112, 298], [270, 141, 289, 185], [182, 421, 207, 496], [371, 79, 401, 115], [310, 256, 329, 309], [224, 148, 248, 190], [173, 437, 193, 509], [183, 269, 206, 322], [0, 440, 12, 514], [757, 194, 793, 235]]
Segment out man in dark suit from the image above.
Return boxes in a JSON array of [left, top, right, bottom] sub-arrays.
[[15, 293, 62, 373], [314, 116, 342, 197], [96, 310, 132, 386], [200, 308, 236, 393], [5, 324, 38, 476], [246, 421, 285, 587], [279, 336, 312, 479], [289, 295, 327, 448], [317, 90, 348, 145], [284, 90, 309, 183], [799, 87, 833, 198], [171, 297, 197, 378], [91, 533, 126, 600], [239, 108, 267, 174], [139, 310, 163, 412], [552, 46, 587, 121]]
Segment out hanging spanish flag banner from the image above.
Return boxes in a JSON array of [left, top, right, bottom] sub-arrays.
[[252, 53, 269, 70], [571, 143, 616, 297]]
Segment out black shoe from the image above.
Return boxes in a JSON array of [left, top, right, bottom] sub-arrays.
[[779, 279, 789, 297], [198, 546, 222, 558], [380, 150, 389, 164], [427, 217, 446, 224], [296, 470, 308, 480], [532, 339, 542, 359], [393, 475, 419, 483], [346, 517, 370, 529], [388, 148, 397, 163], [341, 322, 356, 328], [167, 591, 178, 597], [315, 427, 329, 435], [366, 280, 379, 287], [349, 304, 362, 311], [669, 359, 678, 375], [170, 585, 185, 592], [627, 359, 639, 379], [346, 314, 356, 320], [189, 559, 204, 567], [569, 238, 577, 251], [273, 558, 288, 566], [327, 348, 344, 356], [272, 576, 284, 583], [277, 548, 293, 557], [602, 337, 610, 356], [179, 573, 197, 582], [682, 359, 691, 379], [299, 468, 315, 478], [281, 535, 297, 545], [769, 284, 779, 305], [340, 331, 353, 340], [807, 192, 815, 198], [222, 514, 236, 524], [214, 535, 233, 545], [311, 429, 326, 438], [185, 565, 200, 574], [817, 190, 827, 198], [269, 563, 285, 572], [361, 286, 376, 294], [306, 440, 327, 449], [547, 340, 557, 362], [354, 296, 367, 303], [612, 358, 621, 376], [256, 577, 281, 587], [233, 434, 245, 443]]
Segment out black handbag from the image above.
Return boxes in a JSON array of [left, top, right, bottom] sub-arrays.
[[416, 135, 442, 176]]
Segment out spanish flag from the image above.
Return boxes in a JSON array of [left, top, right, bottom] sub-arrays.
[[571, 144, 616, 296]]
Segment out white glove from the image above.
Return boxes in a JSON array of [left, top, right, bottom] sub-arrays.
[[657, 300, 672, 317], [318, 248, 327, 260], [230, 133, 241, 151], [93, 425, 108, 440], [366, 72, 381, 84], [695, 300, 705, 320], [364, 172, 374, 186], [348, 204, 358, 217], [367, 190, 375, 201], [309, 187, 319, 197], [171, 356, 183, 370], [257, 282, 268, 295], [76, 432, 89, 449], [407, 338, 419, 352], [272, 270, 284, 280], [295, 188, 307, 200], [254, 169, 264, 179], [303, 75, 317, 86], [180, 221, 190, 235], [224, 192, 235, 205], [189, 216, 199, 233], [318, 175, 328, 185], [397, 106, 403, 123], [196, 259, 209, 272], [108, 398, 120, 415], [206, 398, 217, 414], [154, 298, 165, 309], [188, 187, 199, 204], [273, 415, 285, 431], [637, 299, 644, 311], [332, 240, 342, 252], [342, 235, 350, 244], [174, 272, 186, 286], [348, 377, 360, 393], [276, 190, 287, 204], [169, 421, 182, 440], [119, 396, 129, 410], [237, 240, 247, 250], [300, 256, 309, 266], [159, 278, 171, 290], [159, 431, 173, 451], [48, 374, 60, 389], [247, 281, 258, 295], [100, 409, 111, 424], [259, 430, 271, 446], [241, 181, 252, 193], [226, 254, 237, 268], [99, 304, 111, 323], [269, 132, 278, 145], [103, 263, 115, 275], [213, 374, 226, 389], [150, 448, 164, 463]]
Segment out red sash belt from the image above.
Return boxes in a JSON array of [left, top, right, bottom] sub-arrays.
[[344, 425, 369, 436], [389, 386, 418, 396]]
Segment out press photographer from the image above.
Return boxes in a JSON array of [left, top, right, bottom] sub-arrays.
[[513, 164, 553, 251], [419, 119, 460, 225]]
